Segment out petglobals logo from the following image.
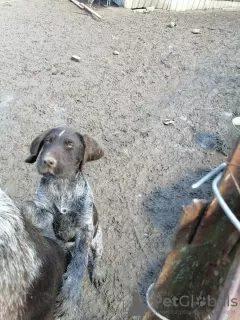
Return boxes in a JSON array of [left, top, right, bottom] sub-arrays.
[[156, 294, 238, 310]]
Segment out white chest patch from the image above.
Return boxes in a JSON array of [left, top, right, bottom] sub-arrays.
[[61, 208, 68, 214]]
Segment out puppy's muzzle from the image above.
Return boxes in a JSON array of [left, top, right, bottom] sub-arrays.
[[43, 156, 57, 169]]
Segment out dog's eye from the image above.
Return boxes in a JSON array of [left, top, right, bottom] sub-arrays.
[[65, 141, 74, 148], [45, 138, 53, 144]]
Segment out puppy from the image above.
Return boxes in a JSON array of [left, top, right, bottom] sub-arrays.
[[21, 127, 105, 309], [0, 187, 67, 320]]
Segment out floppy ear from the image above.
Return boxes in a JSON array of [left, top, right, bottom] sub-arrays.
[[80, 134, 104, 170], [25, 129, 53, 163]]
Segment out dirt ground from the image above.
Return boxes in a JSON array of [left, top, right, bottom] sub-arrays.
[[0, 1, 240, 319]]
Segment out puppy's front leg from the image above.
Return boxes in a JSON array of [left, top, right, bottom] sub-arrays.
[[54, 217, 94, 319], [91, 224, 106, 287], [60, 223, 93, 300]]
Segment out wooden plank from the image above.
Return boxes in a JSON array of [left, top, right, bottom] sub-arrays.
[[181, 0, 190, 10], [175, 0, 184, 10], [142, 139, 240, 320], [138, 0, 146, 7], [150, 0, 160, 8], [197, 0, 205, 9], [211, 247, 240, 320], [69, 0, 102, 19], [132, 0, 140, 8], [192, 142, 240, 246], [191, 0, 201, 10], [170, 0, 179, 10], [162, 0, 169, 10], [155, 0, 165, 8]]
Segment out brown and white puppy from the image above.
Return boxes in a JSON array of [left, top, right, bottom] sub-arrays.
[[21, 127, 105, 317], [0, 187, 67, 320]]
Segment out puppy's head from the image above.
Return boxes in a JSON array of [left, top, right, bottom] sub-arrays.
[[25, 127, 104, 178]]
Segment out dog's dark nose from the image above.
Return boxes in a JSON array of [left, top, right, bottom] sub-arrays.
[[43, 157, 57, 168]]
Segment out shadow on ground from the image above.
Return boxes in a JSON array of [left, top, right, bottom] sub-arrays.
[[132, 168, 215, 317]]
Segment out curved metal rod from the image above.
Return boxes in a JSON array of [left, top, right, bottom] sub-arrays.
[[146, 283, 170, 320], [192, 163, 227, 189], [212, 173, 240, 233]]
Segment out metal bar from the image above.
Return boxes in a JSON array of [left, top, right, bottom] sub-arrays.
[[212, 173, 240, 232], [191, 162, 227, 189], [146, 283, 169, 320]]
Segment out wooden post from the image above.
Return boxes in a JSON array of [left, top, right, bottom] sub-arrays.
[[69, 0, 102, 19], [143, 140, 240, 320], [211, 247, 240, 320]]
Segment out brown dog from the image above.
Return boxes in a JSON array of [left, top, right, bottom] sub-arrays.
[[21, 127, 105, 317]]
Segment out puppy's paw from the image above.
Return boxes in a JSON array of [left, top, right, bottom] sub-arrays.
[[61, 273, 80, 299], [92, 263, 106, 288], [55, 292, 82, 320]]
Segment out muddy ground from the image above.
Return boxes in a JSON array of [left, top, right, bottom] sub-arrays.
[[0, 1, 240, 319]]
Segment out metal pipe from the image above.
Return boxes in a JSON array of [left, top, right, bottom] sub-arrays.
[[192, 163, 227, 189], [146, 283, 170, 320], [212, 173, 240, 232]]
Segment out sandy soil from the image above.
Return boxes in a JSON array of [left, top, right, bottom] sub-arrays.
[[0, 1, 239, 319]]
